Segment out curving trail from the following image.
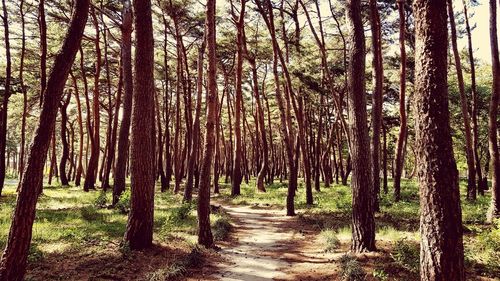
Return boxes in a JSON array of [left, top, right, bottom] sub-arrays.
[[212, 204, 335, 281]]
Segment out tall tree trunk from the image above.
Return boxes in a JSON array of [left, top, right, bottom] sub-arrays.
[[123, 0, 155, 250], [184, 37, 206, 202], [0, 0, 12, 194], [394, 0, 407, 202], [413, 0, 465, 278], [0, 1, 89, 278], [83, 7, 101, 191], [369, 0, 383, 212], [347, 0, 375, 253], [447, 0, 477, 200], [59, 93, 71, 186], [18, 0, 28, 181], [462, 0, 485, 194], [231, 0, 246, 197], [70, 72, 85, 186], [197, 0, 216, 248], [113, 0, 133, 205], [38, 0, 47, 106], [487, 0, 500, 222]]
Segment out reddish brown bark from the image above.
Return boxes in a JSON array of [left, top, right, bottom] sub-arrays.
[[0, 0, 89, 278], [197, 0, 216, 248], [123, 0, 155, 249], [413, 0, 465, 278]]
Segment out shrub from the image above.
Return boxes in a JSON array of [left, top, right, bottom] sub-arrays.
[[391, 237, 419, 273], [339, 254, 366, 281], [320, 229, 340, 252], [94, 191, 108, 208], [372, 268, 388, 281], [115, 190, 131, 214], [212, 216, 232, 241], [167, 203, 193, 225], [28, 243, 44, 263], [80, 206, 105, 222]]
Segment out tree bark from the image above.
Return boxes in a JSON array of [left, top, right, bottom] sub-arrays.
[[0, 0, 89, 278], [113, 0, 133, 205], [413, 0, 465, 278], [197, 0, 216, 248], [123, 0, 155, 250], [346, 0, 376, 253], [394, 0, 407, 202], [447, 0, 477, 200], [487, 0, 500, 222], [369, 0, 383, 212], [59, 92, 71, 186]]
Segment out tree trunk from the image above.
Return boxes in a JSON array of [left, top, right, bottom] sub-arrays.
[[38, 0, 47, 105], [18, 0, 28, 182], [123, 0, 155, 250], [394, 0, 407, 202], [197, 0, 216, 248], [184, 38, 206, 202], [447, 0, 477, 200], [0, 1, 89, 278], [113, 0, 133, 205], [83, 7, 101, 191], [59, 92, 71, 186], [487, 0, 500, 222], [0, 0, 12, 194], [413, 0, 465, 278], [347, 0, 375, 253], [369, 0, 383, 212]]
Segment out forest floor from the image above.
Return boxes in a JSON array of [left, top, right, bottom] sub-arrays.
[[0, 178, 499, 280]]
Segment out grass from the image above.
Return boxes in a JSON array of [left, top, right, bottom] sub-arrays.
[[0, 182, 223, 280]]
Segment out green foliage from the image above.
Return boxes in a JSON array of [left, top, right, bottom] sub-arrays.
[[147, 264, 186, 281], [372, 268, 388, 281], [167, 203, 194, 225], [80, 206, 106, 222], [339, 254, 366, 281], [115, 190, 131, 214], [93, 191, 108, 208], [320, 229, 340, 252], [391, 238, 420, 273], [28, 243, 44, 263], [212, 216, 232, 241]]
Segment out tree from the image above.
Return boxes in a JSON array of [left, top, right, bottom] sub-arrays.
[[413, 0, 465, 278], [113, 0, 134, 205], [123, 0, 156, 249], [59, 92, 71, 186], [393, 0, 407, 202], [0, 0, 89, 278], [487, 0, 500, 222], [346, 0, 376, 253], [197, 0, 216, 248], [447, 0, 477, 200], [369, 0, 383, 211], [83, 7, 102, 191], [0, 0, 11, 195]]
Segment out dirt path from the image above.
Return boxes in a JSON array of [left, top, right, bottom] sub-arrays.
[[212, 205, 336, 281]]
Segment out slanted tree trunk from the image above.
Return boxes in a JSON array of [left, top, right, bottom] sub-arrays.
[[487, 0, 500, 222], [394, 0, 407, 202], [113, 0, 133, 205], [123, 0, 155, 250], [197, 0, 216, 248], [447, 0, 477, 200], [0, 1, 89, 278], [346, 0, 375, 253], [413, 0, 465, 278]]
